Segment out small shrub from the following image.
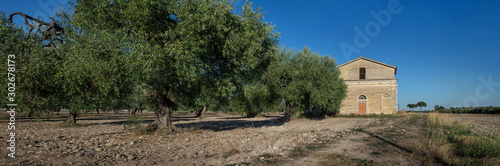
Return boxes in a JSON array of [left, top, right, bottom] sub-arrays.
[[123, 115, 144, 130], [289, 147, 303, 158], [259, 153, 274, 158]]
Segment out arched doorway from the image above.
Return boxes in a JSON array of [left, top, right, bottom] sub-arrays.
[[358, 95, 367, 115]]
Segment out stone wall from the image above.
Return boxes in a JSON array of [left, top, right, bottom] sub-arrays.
[[339, 59, 396, 81], [339, 80, 397, 115]]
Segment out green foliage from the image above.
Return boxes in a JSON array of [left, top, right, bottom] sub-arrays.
[[1, 11, 65, 115], [123, 115, 144, 130], [264, 47, 347, 116], [417, 101, 427, 111], [407, 104, 418, 111], [436, 106, 500, 114], [129, 85, 154, 112], [452, 135, 500, 158], [73, 0, 279, 126]]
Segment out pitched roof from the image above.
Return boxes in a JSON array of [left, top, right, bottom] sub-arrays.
[[338, 56, 397, 75]]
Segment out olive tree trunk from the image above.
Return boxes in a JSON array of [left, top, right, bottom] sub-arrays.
[[196, 105, 207, 119], [148, 96, 177, 132], [280, 101, 295, 122], [143, 90, 177, 132], [67, 111, 77, 124]]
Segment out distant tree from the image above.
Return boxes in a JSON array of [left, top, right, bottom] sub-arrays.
[[434, 105, 439, 111], [407, 104, 417, 111], [417, 101, 427, 111]]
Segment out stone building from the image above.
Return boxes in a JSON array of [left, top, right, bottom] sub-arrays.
[[338, 57, 398, 115]]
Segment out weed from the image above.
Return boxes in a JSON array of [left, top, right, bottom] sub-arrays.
[[362, 138, 371, 142], [423, 113, 500, 165], [289, 147, 303, 158], [368, 142, 387, 147], [259, 153, 274, 158], [222, 149, 240, 158], [123, 115, 144, 130], [354, 127, 365, 131], [257, 153, 279, 164]]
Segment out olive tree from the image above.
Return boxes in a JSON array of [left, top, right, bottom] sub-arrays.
[[73, 0, 279, 131], [265, 47, 347, 121]]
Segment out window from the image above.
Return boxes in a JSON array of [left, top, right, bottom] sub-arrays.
[[382, 93, 390, 98], [359, 67, 366, 80], [358, 95, 367, 100]]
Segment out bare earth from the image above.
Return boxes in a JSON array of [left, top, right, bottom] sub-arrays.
[[1, 112, 499, 166]]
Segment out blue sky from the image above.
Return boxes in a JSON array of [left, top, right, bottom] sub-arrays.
[[2, 0, 500, 110]]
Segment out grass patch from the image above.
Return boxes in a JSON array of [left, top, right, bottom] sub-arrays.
[[423, 113, 500, 165], [452, 134, 500, 158], [368, 141, 387, 147], [259, 153, 274, 158], [289, 147, 303, 158], [306, 142, 325, 150], [123, 115, 144, 130]]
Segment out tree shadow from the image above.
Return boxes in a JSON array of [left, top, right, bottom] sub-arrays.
[[359, 130, 413, 153], [359, 130, 448, 165], [87, 114, 281, 129], [175, 117, 284, 131]]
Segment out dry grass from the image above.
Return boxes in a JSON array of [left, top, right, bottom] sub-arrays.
[[222, 148, 240, 158], [428, 112, 452, 126], [423, 113, 500, 165]]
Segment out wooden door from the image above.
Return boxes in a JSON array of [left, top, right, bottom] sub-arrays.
[[358, 101, 366, 115]]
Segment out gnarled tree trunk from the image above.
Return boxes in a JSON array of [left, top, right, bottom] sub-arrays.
[[280, 100, 295, 122], [143, 89, 177, 133], [67, 111, 77, 124], [146, 96, 176, 133], [196, 105, 207, 119]]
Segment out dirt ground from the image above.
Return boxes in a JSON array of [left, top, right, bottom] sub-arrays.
[[1, 111, 499, 166]]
